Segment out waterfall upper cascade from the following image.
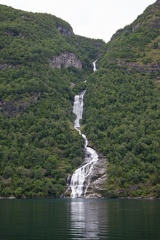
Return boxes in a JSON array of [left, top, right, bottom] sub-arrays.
[[70, 91, 99, 198], [93, 60, 97, 72]]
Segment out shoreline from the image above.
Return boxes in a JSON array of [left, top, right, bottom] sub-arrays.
[[0, 196, 159, 200]]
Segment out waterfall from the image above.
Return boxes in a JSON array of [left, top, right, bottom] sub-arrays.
[[73, 90, 85, 129], [93, 60, 97, 72], [70, 91, 99, 198]]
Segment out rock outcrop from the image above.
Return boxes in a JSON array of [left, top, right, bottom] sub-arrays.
[[0, 93, 41, 117], [57, 25, 73, 37], [63, 155, 107, 198], [0, 63, 13, 71], [50, 52, 82, 69], [84, 156, 107, 198]]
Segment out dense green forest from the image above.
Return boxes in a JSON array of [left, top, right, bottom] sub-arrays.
[[83, 0, 160, 198], [0, 1, 160, 198], [0, 4, 104, 197]]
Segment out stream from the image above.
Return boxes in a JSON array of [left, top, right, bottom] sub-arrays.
[[69, 89, 99, 198]]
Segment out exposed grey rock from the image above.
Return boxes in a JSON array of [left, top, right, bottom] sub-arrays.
[[63, 156, 107, 198], [132, 23, 140, 32], [84, 157, 107, 198], [50, 52, 82, 69], [0, 196, 16, 199], [57, 25, 73, 37], [0, 92, 41, 117], [0, 63, 13, 71]]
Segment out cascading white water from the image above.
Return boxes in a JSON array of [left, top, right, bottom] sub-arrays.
[[70, 91, 99, 198], [93, 60, 97, 72], [73, 90, 85, 129]]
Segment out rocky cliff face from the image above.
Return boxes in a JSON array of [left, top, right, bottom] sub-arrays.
[[57, 24, 73, 37], [85, 156, 107, 198], [63, 156, 107, 198], [0, 93, 41, 117], [49, 52, 82, 69], [0, 63, 13, 70]]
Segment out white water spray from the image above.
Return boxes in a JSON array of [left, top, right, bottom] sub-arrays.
[[93, 60, 97, 72], [70, 91, 99, 198]]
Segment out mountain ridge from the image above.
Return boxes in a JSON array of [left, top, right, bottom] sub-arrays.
[[83, 0, 160, 198], [0, 1, 160, 198]]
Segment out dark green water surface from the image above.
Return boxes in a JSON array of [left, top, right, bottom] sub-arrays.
[[0, 198, 160, 240]]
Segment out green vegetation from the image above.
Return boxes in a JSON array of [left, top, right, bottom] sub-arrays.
[[84, 68, 160, 198], [0, 4, 104, 198], [83, 0, 160, 198], [0, 1, 160, 198]]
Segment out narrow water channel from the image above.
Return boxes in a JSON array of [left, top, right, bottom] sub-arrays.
[[69, 91, 99, 198]]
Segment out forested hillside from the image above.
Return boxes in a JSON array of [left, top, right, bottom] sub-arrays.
[[83, 0, 160, 198], [0, 4, 104, 198], [0, 1, 160, 199]]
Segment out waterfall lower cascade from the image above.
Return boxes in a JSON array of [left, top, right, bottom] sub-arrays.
[[70, 91, 99, 198]]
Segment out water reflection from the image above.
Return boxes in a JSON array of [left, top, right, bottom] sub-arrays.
[[1, 199, 160, 240], [69, 199, 108, 240]]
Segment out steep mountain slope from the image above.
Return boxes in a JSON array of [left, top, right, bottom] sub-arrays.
[[83, 0, 160, 198], [0, 1, 160, 199], [0, 4, 105, 198], [100, 0, 160, 73]]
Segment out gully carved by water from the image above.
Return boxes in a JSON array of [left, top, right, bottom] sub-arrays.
[[69, 91, 99, 198]]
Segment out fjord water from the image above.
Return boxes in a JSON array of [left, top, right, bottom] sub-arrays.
[[0, 199, 160, 240]]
